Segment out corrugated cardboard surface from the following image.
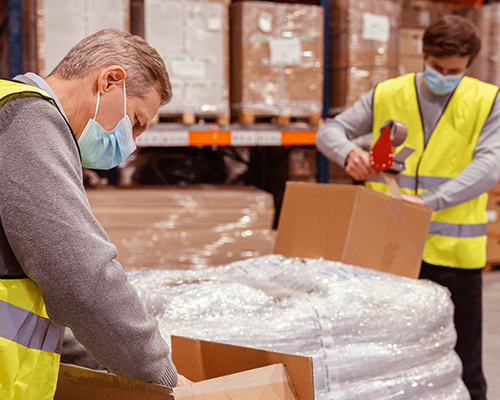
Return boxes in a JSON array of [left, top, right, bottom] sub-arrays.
[[174, 364, 299, 400], [330, 0, 401, 113], [230, 1, 324, 116], [274, 182, 432, 279], [55, 364, 174, 400], [37, 0, 129, 76], [87, 186, 275, 270], [144, 0, 230, 116], [172, 336, 314, 400]]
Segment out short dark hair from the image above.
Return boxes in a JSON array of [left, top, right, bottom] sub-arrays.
[[423, 15, 481, 66]]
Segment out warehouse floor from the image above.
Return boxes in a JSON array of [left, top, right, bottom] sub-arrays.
[[484, 270, 500, 399]]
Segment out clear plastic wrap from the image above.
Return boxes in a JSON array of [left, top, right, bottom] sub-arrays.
[[144, 0, 230, 117], [130, 255, 470, 400], [330, 0, 401, 113], [38, 0, 129, 76], [87, 186, 275, 270], [230, 1, 324, 117]]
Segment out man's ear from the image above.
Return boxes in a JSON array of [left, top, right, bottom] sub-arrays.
[[97, 66, 127, 94]]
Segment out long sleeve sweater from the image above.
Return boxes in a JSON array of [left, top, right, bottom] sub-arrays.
[[0, 75, 177, 387]]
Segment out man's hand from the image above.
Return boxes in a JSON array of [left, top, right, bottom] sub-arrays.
[[401, 194, 426, 206], [177, 374, 193, 387], [345, 148, 379, 181]]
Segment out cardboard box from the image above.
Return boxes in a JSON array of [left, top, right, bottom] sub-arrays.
[[274, 182, 432, 279], [230, 1, 324, 117], [55, 336, 314, 400], [36, 0, 130, 76], [330, 0, 401, 112], [144, 0, 230, 117], [401, 0, 454, 29]]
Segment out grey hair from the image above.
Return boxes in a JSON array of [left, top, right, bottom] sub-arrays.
[[49, 29, 172, 105]]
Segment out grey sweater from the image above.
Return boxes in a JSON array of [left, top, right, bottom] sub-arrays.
[[317, 73, 500, 211], [0, 76, 177, 386]]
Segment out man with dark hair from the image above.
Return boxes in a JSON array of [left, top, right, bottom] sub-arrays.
[[317, 15, 498, 400]]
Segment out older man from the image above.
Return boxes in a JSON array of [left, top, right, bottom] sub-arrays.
[[0, 29, 182, 399]]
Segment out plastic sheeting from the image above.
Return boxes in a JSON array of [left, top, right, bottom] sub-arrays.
[[129, 255, 470, 400], [87, 186, 275, 270]]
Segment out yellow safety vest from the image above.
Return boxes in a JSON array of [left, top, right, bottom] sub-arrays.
[[366, 73, 499, 269], [0, 79, 65, 400]]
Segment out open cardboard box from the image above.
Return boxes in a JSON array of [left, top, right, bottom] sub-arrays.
[[274, 182, 432, 279], [54, 336, 314, 400]]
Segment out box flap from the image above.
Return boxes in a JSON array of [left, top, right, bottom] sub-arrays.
[[274, 182, 357, 260], [273, 182, 432, 279], [172, 336, 314, 400], [174, 363, 299, 400], [54, 363, 174, 400]]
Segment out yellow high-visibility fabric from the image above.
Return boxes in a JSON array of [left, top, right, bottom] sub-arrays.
[[0, 80, 62, 400], [0, 279, 61, 400], [366, 73, 498, 268]]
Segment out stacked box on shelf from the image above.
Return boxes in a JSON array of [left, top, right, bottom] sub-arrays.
[[399, 1, 454, 75], [230, 1, 324, 124], [36, 0, 130, 76], [87, 186, 276, 271], [289, 148, 317, 182], [465, 4, 500, 86], [144, 0, 230, 124], [330, 0, 401, 114], [487, 181, 500, 263]]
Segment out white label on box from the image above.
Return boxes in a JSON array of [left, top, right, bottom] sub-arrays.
[[259, 12, 273, 33], [170, 59, 206, 80], [207, 17, 222, 32], [231, 131, 258, 146], [419, 10, 431, 27], [361, 13, 390, 43], [416, 39, 423, 55], [258, 131, 282, 146], [487, 210, 498, 223], [269, 37, 302, 65]]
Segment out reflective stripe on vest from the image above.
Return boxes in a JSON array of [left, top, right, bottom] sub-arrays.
[[0, 79, 64, 400], [0, 298, 63, 353], [367, 74, 499, 268]]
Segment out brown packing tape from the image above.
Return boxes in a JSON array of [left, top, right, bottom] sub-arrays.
[[383, 172, 403, 214]]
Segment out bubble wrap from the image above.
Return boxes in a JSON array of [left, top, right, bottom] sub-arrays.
[[129, 255, 470, 400]]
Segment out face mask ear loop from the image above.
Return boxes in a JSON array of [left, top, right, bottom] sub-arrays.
[[93, 91, 100, 121], [123, 81, 127, 118]]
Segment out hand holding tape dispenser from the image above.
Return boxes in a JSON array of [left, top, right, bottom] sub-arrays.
[[369, 120, 415, 199]]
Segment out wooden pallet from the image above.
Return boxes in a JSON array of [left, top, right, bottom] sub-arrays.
[[236, 109, 321, 126], [156, 111, 231, 126]]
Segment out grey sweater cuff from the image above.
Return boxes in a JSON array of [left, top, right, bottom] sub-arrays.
[[419, 191, 438, 211], [158, 359, 178, 387]]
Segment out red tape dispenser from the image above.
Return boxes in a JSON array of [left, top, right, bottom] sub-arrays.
[[369, 120, 414, 199]]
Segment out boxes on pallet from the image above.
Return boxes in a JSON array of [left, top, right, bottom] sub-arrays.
[[36, 0, 130, 76], [87, 186, 276, 270], [230, 1, 324, 123], [465, 4, 500, 86], [399, 1, 454, 74], [487, 181, 500, 262], [144, 0, 230, 122], [330, 0, 401, 114]]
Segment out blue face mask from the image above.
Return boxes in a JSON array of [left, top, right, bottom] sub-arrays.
[[423, 64, 464, 96], [78, 82, 136, 170]]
